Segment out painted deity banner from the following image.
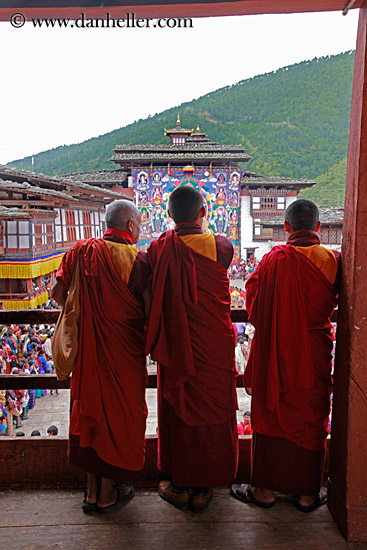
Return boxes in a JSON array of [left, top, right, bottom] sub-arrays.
[[134, 166, 242, 265]]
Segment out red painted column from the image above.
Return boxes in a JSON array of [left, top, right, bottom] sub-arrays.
[[329, 2, 367, 542]]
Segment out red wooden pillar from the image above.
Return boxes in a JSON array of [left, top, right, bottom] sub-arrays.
[[329, 2, 367, 542]]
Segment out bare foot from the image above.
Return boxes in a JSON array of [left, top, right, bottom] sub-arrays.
[[86, 473, 98, 504], [97, 478, 117, 509], [298, 494, 317, 507], [252, 487, 276, 504]]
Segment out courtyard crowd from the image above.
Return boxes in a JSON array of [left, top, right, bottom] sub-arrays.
[[229, 257, 258, 280], [0, 323, 58, 435]]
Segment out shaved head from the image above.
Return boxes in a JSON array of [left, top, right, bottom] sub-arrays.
[[285, 199, 319, 231], [106, 199, 140, 230], [105, 199, 141, 243], [168, 185, 204, 224]]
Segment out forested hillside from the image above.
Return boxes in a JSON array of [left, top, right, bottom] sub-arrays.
[[299, 158, 347, 206], [9, 51, 354, 207]]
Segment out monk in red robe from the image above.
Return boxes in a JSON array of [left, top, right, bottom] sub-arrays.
[[231, 199, 340, 512], [51, 199, 150, 514], [146, 185, 238, 514]]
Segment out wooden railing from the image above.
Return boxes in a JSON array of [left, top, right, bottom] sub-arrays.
[[0, 307, 333, 490], [0, 308, 252, 489], [0, 287, 51, 302], [0, 309, 61, 325], [0, 308, 248, 325]]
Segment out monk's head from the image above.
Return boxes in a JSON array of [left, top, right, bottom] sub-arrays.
[[243, 411, 251, 424], [168, 186, 205, 225], [284, 199, 320, 234], [106, 199, 141, 244]]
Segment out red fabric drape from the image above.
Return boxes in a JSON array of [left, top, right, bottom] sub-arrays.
[[244, 244, 338, 452], [57, 239, 147, 471], [146, 230, 237, 426]]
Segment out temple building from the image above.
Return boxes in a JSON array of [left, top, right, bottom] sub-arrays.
[[262, 206, 344, 251], [0, 165, 126, 309], [1, 116, 342, 310], [240, 172, 316, 259], [71, 116, 317, 261]]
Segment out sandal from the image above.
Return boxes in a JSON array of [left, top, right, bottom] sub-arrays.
[[295, 488, 327, 513], [191, 488, 213, 514], [96, 483, 134, 514], [158, 480, 190, 511], [231, 483, 275, 508], [81, 491, 97, 512], [81, 476, 101, 513]]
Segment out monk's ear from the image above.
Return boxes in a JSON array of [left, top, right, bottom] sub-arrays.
[[284, 220, 292, 233], [199, 205, 206, 219], [315, 221, 321, 232]]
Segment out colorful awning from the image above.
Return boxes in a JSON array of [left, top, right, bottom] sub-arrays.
[[0, 252, 64, 279], [1, 290, 50, 310]]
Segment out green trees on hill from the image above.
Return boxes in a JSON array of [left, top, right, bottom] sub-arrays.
[[9, 51, 354, 207], [299, 158, 347, 207]]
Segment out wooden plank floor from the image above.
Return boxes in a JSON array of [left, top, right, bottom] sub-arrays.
[[1, 488, 363, 550]]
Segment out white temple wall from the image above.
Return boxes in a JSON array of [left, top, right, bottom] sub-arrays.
[[252, 242, 273, 260], [240, 195, 273, 261], [285, 196, 297, 209], [240, 195, 253, 259]]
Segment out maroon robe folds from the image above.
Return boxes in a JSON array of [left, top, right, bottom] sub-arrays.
[[244, 233, 339, 494], [146, 228, 238, 487], [57, 238, 148, 480]]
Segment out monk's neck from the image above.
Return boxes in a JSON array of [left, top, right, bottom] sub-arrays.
[[103, 228, 133, 245], [287, 230, 320, 247], [174, 222, 203, 236]]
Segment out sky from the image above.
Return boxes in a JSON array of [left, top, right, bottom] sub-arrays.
[[0, 9, 360, 165]]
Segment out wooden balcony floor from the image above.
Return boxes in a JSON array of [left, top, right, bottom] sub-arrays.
[[2, 488, 362, 550]]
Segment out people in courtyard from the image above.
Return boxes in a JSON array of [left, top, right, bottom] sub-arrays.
[[228, 258, 258, 281], [0, 324, 61, 433], [232, 199, 340, 512], [47, 425, 58, 436], [237, 411, 253, 436], [235, 336, 249, 375], [51, 199, 150, 514], [146, 185, 238, 514]]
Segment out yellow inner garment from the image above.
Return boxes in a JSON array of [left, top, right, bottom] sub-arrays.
[[104, 241, 139, 284], [179, 233, 217, 262], [293, 244, 338, 285]]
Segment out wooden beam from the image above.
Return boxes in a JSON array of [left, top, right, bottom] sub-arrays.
[[0, 435, 159, 489], [0, 309, 60, 324], [0, 308, 248, 325], [328, 1, 367, 543], [0, 434, 331, 491], [0, 200, 70, 207], [0, 0, 364, 21], [0, 374, 71, 390], [0, 373, 248, 390]]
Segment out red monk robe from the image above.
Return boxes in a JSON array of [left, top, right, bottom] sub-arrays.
[[56, 233, 149, 481], [244, 230, 340, 495], [146, 223, 238, 488]]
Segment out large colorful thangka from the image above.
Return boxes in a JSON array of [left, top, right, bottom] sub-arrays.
[[134, 166, 243, 264]]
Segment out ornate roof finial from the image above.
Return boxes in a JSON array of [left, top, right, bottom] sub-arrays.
[[191, 125, 206, 139], [177, 114, 181, 127]]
